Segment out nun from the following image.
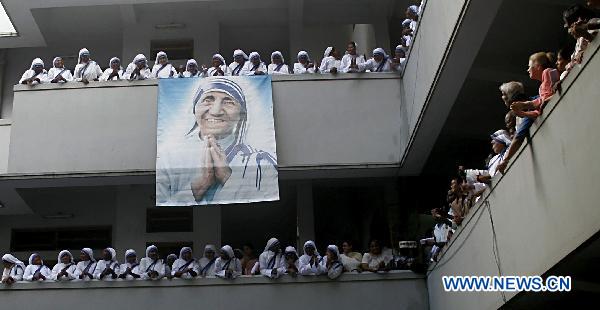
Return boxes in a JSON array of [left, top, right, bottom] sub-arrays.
[[294, 51, 317, 74], [118, 249, 141, 280], [156, 78, 278, 205], [47, 57, 73, 83], [165, 253, 178, 279], [241, 52, 267, 75], [267, 51, 289, 75], [139, 245, 165, 280], [340, 41, 366, 73], [124, 54, 151, 81], [391, 45, 407, 72], [93, 247, 120, 280], [100, 57, 125, 81], [74, 248, 96, 280], [23, 253, 51, 281], [214, 245, 242, 279], [198, 244, 217, 277], [319, 46, 342, 74], [206, 54, 231, 76], [283, 246, 299, 276], [258, 238, 286, 279], [361, 48, 393, 72], [151, 51, 177, 79], [74, 48, 102, 83], [320, 245, 344, 279], [298, 240, 326, 276], [51, 250, 77, 281], [172, 247, 199, 279], [229, 49, 248, 76], [402, 19, 414, 47], [182, 59, 202, 78], [2, 254, 25, 284], [19, 58, 48, 85]]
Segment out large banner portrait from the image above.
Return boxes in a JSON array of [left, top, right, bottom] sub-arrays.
[[156, 76, 279, 206]]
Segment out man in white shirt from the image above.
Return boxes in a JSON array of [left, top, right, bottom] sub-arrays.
[[340, 41, 366, 73]]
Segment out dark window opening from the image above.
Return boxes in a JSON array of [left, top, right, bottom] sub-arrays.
[[146, 208, 193, 233], [150, 39, 194, 60], [10, 226, 112, 252]]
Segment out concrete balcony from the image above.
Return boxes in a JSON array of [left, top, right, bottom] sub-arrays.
[[0, 271, 428, 310], [426, 38, 600, 310]]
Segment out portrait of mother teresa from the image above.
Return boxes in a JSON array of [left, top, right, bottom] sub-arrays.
[[156, 78, 278, 205]]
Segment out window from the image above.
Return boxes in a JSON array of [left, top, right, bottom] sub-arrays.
[[146, 208, 193, 233], [150, 39, 193, 60], [10, 226, 112, 252], [0, 2, 17, 37]]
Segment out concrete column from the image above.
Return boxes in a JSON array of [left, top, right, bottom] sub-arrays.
[[288, 0, 304, 64], [352, 24, 376, 58], [296, 181, 314, 250]]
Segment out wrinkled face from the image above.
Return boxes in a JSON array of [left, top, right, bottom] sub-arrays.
[[556, 54, 569, 72], [195, 91, 242, 139], [374, 53, 384, 62], [54, 58, 64, 68], [347, 43, 356, 55], [212, 57, 222, 67], [234, 55, 245, 64], [369, 241, 381, 255], [80, 251, 90, 261], [103, 249, 112, 261], [342, 242, 352, 254], [527, 60, 543, 80], [158, 56, 168, 65], [272, 55, 283, 65], [60, 253, 71, 264], [242, 245, 253, 256], [182, 251, 192, 261], [126, 255, 136, 264], [81, 54, 90, 63], [148, 249, 158, 260], [205, 250, 215, 260], [491, 140, 505, 154], [299, 55, 308, 64], [32, 255, 42, 265], [251, 56, 260, 66], [305, 245, 315, 256], [111, 60, 120, 70]]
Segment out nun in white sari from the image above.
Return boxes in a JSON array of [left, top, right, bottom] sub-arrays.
[[198, 244, 217, 277], [171, 247, 199, 279], [74, 248, 96, 280], [360, 48, 393, 72], [51, 250, 77, 281], [139, 245, 165, 280], [293, 51, 317, 74], [118, 249, 141, 280], [283, 246, 299, 276], [151, 51, 177, 79], [258, 238, 286, 278], [94, 247, 120, 280], [320, 245, 344, 279], [19, 58, 48, 85], [205, 54, 231, 77], [23, 253, 51, 281], [74, 48, 102, 83], [241, 52, 267, 75], [214, 245, 242, 279], [124, 54, 152, 80], [298, 240, 326, 276], [181, 59, 203, 78], [319, 47, 341, 74], [267, 51, 289, 75], [156, 78, 278, 205], [47, 57, 73, 83], [100, 57, 125, 81], [229, 49, 248, 76], [2, 254, 25, 284]]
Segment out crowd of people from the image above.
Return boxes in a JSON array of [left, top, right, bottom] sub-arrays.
[[1, 238, 422, 285], [18, 2, 423, 85], [421, 1, 600, 263]]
